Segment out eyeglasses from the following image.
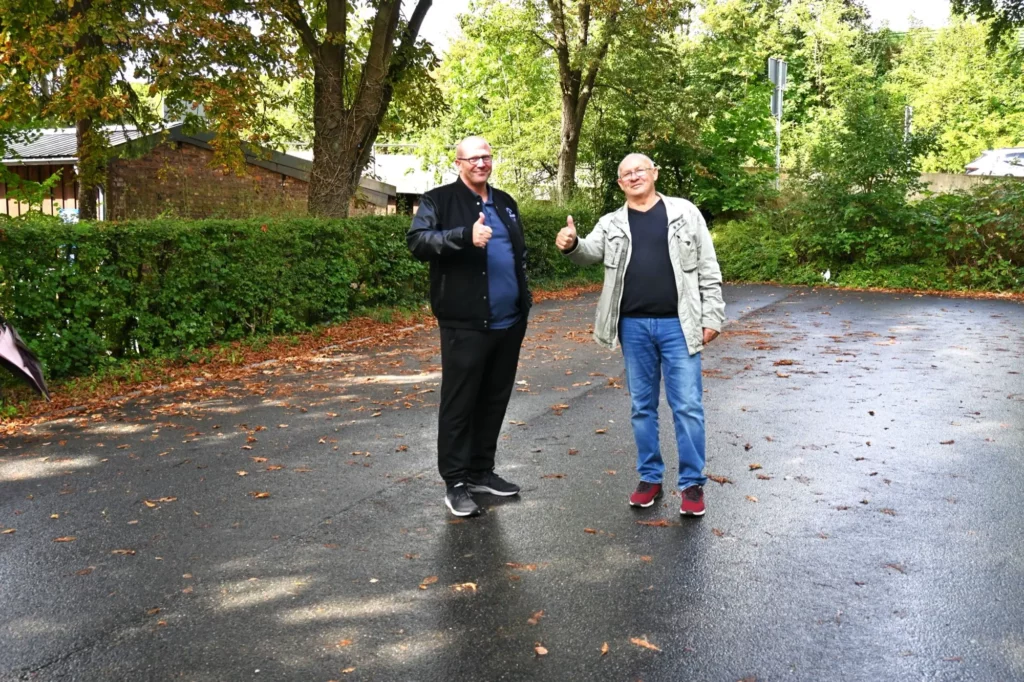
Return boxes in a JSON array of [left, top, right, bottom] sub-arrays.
[[457, 155, 493, 166], [618, 167, 656, 181]]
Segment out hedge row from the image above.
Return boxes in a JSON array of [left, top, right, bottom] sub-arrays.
[[0, 207, 597, 379]]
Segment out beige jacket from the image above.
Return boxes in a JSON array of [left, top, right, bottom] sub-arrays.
[[566, 194, 725, 355]]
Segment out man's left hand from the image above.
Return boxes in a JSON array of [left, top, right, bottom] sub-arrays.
[[702, 328, 720, 345]]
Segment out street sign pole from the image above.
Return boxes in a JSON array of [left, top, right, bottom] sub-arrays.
[[768, 57, 787, 190]]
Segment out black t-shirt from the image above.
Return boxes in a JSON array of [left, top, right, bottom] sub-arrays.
[[619, 199, 679, 318]]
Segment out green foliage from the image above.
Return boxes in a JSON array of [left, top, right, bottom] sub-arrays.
[[714, 178, 1024, 292], [0, 208, 599, 379], [885, 19, 1024, 173], [796, 88, 936, 265]]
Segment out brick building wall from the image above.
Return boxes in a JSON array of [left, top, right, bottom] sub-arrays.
[[107, 141, 308, 220]]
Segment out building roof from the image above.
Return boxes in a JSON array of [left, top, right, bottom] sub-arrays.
[[3, 124, 396, 201], [2, 127, 147, 164]]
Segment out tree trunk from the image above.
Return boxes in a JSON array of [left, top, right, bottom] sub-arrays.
[[308, 59, 361, 218], [75, 118, 98, 220], [557, 94, 581, 201]]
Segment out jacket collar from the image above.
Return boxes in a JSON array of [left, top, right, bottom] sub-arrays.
[[608, 193, 687, 238], [454, 175, 492, 203]]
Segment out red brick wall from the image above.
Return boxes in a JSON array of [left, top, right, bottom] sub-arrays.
[[107, 142, 308, 220]]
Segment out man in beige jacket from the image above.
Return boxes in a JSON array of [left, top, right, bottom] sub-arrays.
[[556, 153, 725, 516]]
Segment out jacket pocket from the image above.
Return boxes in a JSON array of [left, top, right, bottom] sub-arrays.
[[675, 233, 698, 271], [604, 236, 625, 268]]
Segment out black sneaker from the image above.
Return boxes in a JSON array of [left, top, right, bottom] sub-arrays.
[[445, 482, 482, 517], [467, 471, 521, 497]]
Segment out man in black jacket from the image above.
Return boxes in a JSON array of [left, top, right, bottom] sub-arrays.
[[407, 136, 531, 517]]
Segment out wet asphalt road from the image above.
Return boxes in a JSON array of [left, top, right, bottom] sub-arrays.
[[1, 284, 1023, 682]]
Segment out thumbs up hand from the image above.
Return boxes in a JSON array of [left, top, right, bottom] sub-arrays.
[[472, 212, 492, 248], [556, 215, 578, 252]]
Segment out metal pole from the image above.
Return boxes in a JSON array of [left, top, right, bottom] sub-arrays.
[[775, 116, 782, 190]]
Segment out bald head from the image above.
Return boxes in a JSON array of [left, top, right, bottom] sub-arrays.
[[456, 136, 492, 158]]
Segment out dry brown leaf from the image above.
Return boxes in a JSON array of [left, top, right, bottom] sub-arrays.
[[451, 582, 478, 593], [146, 607, 161, 616], [756, 474, 772, 480], [249, 491, 270, 499], [395, 445, 409, 452], [143, 500, 158, 508], [748, 463, 762, 470], [155, 497, 176, 503], [637, 519, 679, 527], [236, 470, 248, 477], [630, 636, 661, 652], [75, 567, 93, 575], [53, 536, 76, 542], [527, 610, 545, 625], [534, 644, 548, 656], [746, 495, 759, 503], [341, 668, 356, 674], [541, 473, 566, 479], [111, 549, 136, 555], [506, 562, 539, 571], [419, 575, 439, 589], [940, 440, 955, 445], [712, 528, 725, 537], [595, 428, 607, 434], [251, 456, 268, 463], [773, 359, 795, 366], [775, 371, 791, 378], [601, 642, 610, 656], [640, 555, 653, 562], [708, 474, 734, 485], [1, 529, 15, 535], [266, 465, 284, 471], [881, 508, 897, 516], [744, 443, 752, 451], [567, 448, 579, 455], [583, 528, 598, 534], [337, 639, 353, 647]]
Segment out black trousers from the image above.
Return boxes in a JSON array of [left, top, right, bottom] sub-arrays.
[[437, 319, 527, 485]]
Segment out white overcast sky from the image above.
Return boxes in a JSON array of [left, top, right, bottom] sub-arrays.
[[414, 0, 953, 54]]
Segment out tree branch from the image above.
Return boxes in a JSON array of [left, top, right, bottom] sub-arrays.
[[281, 0, 320, 58], [386, 0, 433, 84]]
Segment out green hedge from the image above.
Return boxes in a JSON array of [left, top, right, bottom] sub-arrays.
[[0, 208, 599, 379]]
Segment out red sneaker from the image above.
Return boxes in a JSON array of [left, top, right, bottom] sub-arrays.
[[629, 481, 663, 508], [680, 485, 705, 517]]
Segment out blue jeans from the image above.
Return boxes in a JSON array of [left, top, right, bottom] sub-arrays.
[[619, 317, 707, 490]]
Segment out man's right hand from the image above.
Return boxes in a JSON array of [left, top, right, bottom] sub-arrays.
[[472, 213, 492, 248], [556, 215, 577, 251]]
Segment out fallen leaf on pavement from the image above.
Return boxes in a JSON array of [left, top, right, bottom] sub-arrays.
[[640, 555, 653, 562], [630, 636, 661, 652], [527, 610, 544, 625], [595, 428, 607, 434], [250, 457, 268, 463], [637, 519, 679, 527], [419, 575, 439, 590], [506, 562, 538, 571], [583, 528, 597, 534], [776, 371, 790, 378], [111, 549, 136, 555], [881, 508, 897, 516], [712, 528, 725, 537], [748, 463, 762, 470], [708, 474, 734, 485], [746, 495, 758, 503], [534, 644, 548, 656], [451, 582, 477, 593], [940, 440, 954, 445], [744, 443, 752, 451], [146, 607, 161, 616], [75, 567, 93, 575], [53, 536, 76, 542], [236, 471, 248, 477], [341, 668, 356, 674], [567, 448, 579, 455], [337, 639, 352, 647], [541, 473, 566, 479], [249, 491, 270, 499], [2, 529, 14, 534], [395, 445, 409, 452], [601, 642, 610, 656], [756, 474, 772, 480], [266, 465, 284, 471], [773, 359, 795, 366]]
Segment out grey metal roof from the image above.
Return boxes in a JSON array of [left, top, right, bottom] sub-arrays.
[[2, 127, 147, 163]]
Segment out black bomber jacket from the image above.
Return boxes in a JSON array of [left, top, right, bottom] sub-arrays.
[[407, 177, 531, 329]]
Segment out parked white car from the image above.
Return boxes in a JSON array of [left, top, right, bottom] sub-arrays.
[[965, 148, 1024, 176]]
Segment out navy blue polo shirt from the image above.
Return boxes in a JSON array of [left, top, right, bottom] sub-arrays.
[[482, 192, 521, 329]]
